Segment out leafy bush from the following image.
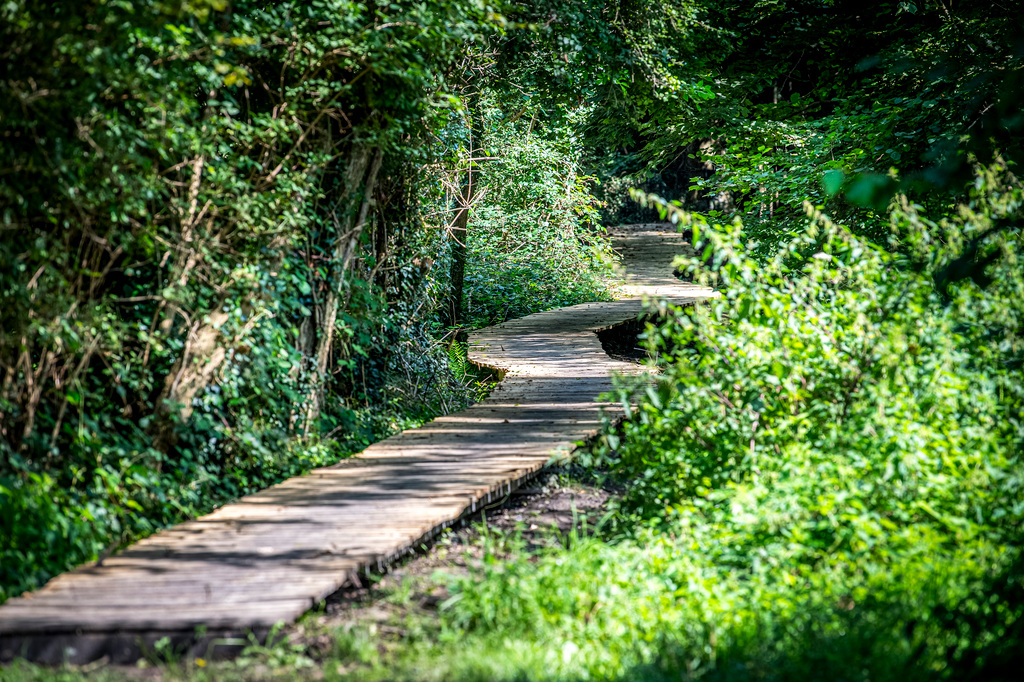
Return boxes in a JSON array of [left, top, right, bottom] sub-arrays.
[[613, 167, 1023, 537], [464, 105, 613, 327]]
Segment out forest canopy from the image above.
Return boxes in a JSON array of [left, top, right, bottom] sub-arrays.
[[1, 0, 1023, 678]]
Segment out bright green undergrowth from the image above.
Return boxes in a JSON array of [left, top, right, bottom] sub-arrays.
[[329, 538, 1017, 682]]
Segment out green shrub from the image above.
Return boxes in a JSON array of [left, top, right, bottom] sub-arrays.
[[464, 105, 613, 327]]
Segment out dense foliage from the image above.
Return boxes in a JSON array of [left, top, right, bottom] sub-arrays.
[[634, 1, 1024, 240], [466, 103, 609, 326], [0, 0, 609, 601]]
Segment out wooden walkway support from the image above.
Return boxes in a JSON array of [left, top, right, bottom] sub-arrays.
[[0, 224, 713, 664]]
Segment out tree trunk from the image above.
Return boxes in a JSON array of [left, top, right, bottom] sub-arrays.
[[446, 86, 484, 329], [151, 311, 230, 454], [150, 155, 220, 454], [304, 145, 383, 433]]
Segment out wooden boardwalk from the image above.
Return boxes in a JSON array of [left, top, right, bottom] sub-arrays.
[[0, 224, 713, 664]]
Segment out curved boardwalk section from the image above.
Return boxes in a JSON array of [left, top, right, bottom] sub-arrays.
[[0, 224, 713, 664]]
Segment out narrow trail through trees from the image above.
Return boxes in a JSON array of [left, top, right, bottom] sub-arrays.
[[0, 224, 713, 665]]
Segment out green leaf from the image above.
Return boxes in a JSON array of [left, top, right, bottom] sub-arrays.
[[844, 173, 898, 212], [822, 170, 845, 196]]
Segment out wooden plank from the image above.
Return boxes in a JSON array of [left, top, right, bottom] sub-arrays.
[[0, 601, 315, 633]]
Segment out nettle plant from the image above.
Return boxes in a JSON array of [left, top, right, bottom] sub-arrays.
[[612, 164, 1023, 570]]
